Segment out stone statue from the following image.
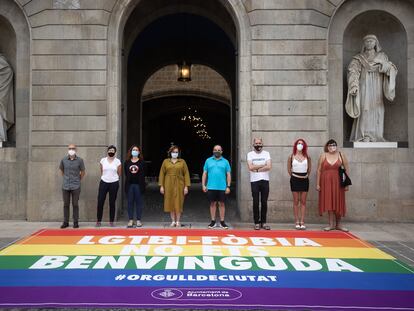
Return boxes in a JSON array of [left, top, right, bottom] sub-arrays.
[[0, 54, 14, 144], [345, 34, 397, 142]]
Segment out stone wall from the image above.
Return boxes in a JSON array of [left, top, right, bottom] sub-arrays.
[[0, 0, 413, 222]]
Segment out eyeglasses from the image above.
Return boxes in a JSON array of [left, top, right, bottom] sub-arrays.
[[328, 144, 337, 147]]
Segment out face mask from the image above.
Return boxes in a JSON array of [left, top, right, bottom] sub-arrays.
[[131, 150, 139, 157], [68, 150, 76, 156], [296, 144, 304, 151], [213, 151, 222, 158], [171, 152, 179, 159], [108, 152, 115, 157], [254, 145, 263, 151]]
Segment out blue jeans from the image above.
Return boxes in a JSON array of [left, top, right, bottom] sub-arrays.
[[127, 184, 143, 220]]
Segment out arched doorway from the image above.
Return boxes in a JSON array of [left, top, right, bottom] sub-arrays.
[[120, 1, 238, 222], [107, 0, 252, 222]]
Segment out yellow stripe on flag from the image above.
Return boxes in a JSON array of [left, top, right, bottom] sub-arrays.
[[0, 244, 394, 259]]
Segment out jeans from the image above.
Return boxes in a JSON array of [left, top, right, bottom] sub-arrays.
[[127, 184, 143, 220], [97, 180, 119, 222], [62, 188, 80, 223], [251, 180, 269, 224]]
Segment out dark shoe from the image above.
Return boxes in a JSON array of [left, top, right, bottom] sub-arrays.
[[95, 221, 101, 228], [220, 221, 229, 229], [73, 222, 79, 228], [60, 222, 69, 229], [208, 220, 216, 229]]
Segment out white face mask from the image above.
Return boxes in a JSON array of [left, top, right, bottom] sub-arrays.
[[297, 144, 304, 151], [171, 152, 179, 159], [68, 150, 76, 156]]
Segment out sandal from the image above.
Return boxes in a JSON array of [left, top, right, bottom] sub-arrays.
[[261, 224, 271, 230], [254, 224, 260, 230], [176, 222, 181, 228], [323, 226, 334, 231], [300, 223, 306, 230]]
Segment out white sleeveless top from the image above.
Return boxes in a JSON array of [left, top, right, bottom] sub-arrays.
[[292, 157, 308, 173], [100, 157, 121, 183]]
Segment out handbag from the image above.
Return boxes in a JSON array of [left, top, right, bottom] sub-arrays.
[[338, 152, 352, 187]]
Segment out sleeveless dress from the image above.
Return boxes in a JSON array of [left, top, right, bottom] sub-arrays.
[[318, 157, 346, 217]]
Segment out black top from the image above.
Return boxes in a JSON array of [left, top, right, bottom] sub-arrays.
[[124, 159, 145, 193]]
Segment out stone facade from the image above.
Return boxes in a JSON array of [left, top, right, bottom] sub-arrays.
[[0, 0, 413, 222]]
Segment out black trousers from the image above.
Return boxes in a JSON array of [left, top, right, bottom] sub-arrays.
[[251, 180, 269, 224], [62, 188, 80, 223], [97, 180, 119, 222]]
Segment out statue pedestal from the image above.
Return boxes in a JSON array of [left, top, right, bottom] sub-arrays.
[[353, 142, 398, 148]]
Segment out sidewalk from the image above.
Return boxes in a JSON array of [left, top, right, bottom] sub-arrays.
[[1, 220, 414, 268]]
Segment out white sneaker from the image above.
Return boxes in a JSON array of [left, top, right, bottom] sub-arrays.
[[127, 220, 134, 228], [136, 220, 142, 227], [170, 221, 176, 227]]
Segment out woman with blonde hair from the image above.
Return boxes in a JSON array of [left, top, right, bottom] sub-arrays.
[[159, 145, 191, 227]]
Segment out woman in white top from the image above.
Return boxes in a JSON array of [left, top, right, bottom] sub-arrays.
[[287, 139, 311, 230], [96, 145, 122, 227]]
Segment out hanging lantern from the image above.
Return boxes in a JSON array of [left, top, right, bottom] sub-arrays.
[[177, 61, 191, 82]]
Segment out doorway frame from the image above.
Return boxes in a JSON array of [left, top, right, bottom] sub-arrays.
[[107, 0, 252, 218]]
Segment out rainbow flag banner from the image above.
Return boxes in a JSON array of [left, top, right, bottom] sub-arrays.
[[0, 228, 413, 310]]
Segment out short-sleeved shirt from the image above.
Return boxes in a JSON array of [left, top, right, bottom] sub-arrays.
[[203, 156, 231, 191], [100, 157, 121, 183], [59, 155, 85, 190], [247, 150, 271, 182]]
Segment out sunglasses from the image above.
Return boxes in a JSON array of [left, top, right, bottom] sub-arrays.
[[328, 144, 337, 147]]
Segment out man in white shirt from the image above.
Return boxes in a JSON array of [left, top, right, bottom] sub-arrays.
[[247, 138, 272, 230]]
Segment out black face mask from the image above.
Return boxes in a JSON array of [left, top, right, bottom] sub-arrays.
[[108, 152, 115, 157], [213, 151, 222, 158], [254, 145, 263, 151]]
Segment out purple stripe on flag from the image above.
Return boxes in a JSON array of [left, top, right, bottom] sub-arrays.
[[0, 286, 413, 310]]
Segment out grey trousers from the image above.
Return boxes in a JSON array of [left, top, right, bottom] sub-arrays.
[[62, 188, 81, 223]]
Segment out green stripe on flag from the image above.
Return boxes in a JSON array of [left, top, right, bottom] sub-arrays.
[[0, 255, 412, 273]]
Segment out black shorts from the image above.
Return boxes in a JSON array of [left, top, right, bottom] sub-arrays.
[[290, 173, 309, 192], [207, 190, 226, 203]]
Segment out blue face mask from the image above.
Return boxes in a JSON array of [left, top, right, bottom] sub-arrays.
[[131, 150, 139, 157]]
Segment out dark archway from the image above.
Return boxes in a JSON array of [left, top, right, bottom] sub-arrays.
[[121, 1, 237, 222], [143, 96, 231, 179]]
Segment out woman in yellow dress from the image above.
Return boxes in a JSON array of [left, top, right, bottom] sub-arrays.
[[158, 145, 191, 227]]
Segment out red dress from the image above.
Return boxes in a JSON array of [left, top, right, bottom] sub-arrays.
[[318, 157, 346, 217]]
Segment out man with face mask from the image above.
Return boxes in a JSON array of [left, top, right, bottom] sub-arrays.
[[202, 145, 231, 229], [59, 144, 85, 228], [247, 138, 272, 230]]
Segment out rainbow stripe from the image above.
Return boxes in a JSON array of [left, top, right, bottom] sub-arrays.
[[0, 228, 413, 310]]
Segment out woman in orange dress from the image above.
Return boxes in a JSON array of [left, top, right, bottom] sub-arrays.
[[316, 139, 350, 231]]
